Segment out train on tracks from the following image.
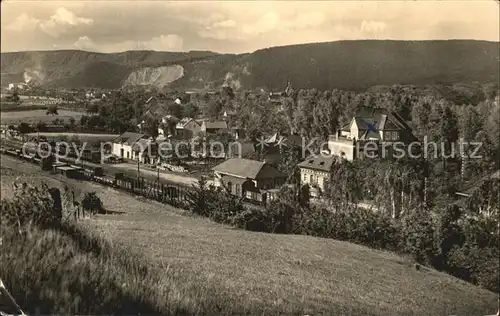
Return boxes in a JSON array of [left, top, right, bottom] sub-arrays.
[[1, 141, 267, 209], [1, 146, 190, 208]]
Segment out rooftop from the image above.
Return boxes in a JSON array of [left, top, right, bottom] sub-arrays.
[[298, 155, 339, 172], [113, 132, 148, 146], [176, 117, 197, 129], [352, 107, 411, 132], [203, 121, 228, 130], [212, 158, 285, 180]]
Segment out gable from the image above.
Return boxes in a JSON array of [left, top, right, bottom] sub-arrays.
[[350, 118, 358, 130], [255, 164, 287, 180], [185, 120, 200, 129], [382, 118, 402, 130]]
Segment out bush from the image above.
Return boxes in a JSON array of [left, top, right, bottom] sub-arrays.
[[400, 209, 439, 265], [1, 182, 61, 231], [184, 178, 499, 293], [81, 192, 105, 214]]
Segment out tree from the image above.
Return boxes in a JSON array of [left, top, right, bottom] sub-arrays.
[[17, 122, 33, 134], [11, 91, 20, 103], [206, 99, 223, 119], [221, 86, 235, 99], [325, 160, 362, 211], [81, 192, 104, 215], [69, 117, 76, 129], [46, 105, 58, 116], [86, 102, 100, 114], [401, 208, 439, 265], [278, 145, 302, 183], [311, 91, 340, 139], [144, 117, 160, 140], [35, 121, 47, 132], [167, 103, 183, 118], [182, 103, 199, 118]]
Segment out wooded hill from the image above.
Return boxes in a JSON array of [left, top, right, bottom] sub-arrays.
[[1, 40, 498, 91]]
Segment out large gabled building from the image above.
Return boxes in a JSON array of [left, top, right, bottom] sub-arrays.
[[111, 132, 156, 164], [212, 158, 287, 202], [298, 154, 338, 197], [328, 107, 417, 160]]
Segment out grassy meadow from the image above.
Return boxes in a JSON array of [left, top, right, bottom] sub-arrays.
[[0, 109, 85, 125], [0, 155, 498, 315]]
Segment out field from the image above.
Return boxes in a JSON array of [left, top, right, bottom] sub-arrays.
[[0, 109, 85, 125], [0, 154, 498, 315]]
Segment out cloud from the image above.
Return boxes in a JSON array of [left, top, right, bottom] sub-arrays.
[[197, 10, 328, 41], [213, 19, 238, 28], [6, 13, 40, 32], [40, 7, 93, 37], [73, 34, 184, 52], [199, 12, 281, 40], [1, 1, 498, 53], [73, 35, 95, 50], [360, 20, 387, 34], [143, 34, 184, 51]]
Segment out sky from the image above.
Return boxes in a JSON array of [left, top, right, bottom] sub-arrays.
[[1, 0, 499, 54]]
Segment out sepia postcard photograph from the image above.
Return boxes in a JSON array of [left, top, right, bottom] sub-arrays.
[[0, 0, 499, 315]]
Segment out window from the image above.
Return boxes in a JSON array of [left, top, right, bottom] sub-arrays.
[[385, 132, 391, 140], [126, 151, 130, 159], [235, 184, 241, 196], [227, 181, 233, 193], [310, 174, 313, 183], [392, 132, 399, 140], [303, 173, 307, 182], [247, 191, 258, 200]]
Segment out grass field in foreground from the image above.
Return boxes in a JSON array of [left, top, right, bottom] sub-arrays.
[[0, 109, 84, 125], [1, 157, 498, 315]]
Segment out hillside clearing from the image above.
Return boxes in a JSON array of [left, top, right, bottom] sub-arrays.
[[0, 156, 498, 315]]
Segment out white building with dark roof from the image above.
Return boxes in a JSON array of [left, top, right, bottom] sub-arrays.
[[297, 154, 339, 197], [111, 132, 155, 163], [329, 107, 417, 160], [212, 158, 287, 202]]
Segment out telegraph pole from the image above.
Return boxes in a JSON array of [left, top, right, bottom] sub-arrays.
[[137, 156, 140, 179]]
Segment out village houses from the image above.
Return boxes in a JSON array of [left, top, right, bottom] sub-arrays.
[[176, 118, 201, 139], [298, 154, 338, 197], [212, 158, 287, 203], [328, 107, 416, 160], [112, 132, 157, 164]]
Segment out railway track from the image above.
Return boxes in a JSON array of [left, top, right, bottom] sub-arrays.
[[1, 139, 267, 209]]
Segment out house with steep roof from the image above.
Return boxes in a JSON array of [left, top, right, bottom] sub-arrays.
[[328, 107, 417, 160], [111, 132, 156, 163], [261, 132, 304, 165], [212, 158, 287, 202], [175, 117, 201, 139], [298, 154, 338, 197]]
